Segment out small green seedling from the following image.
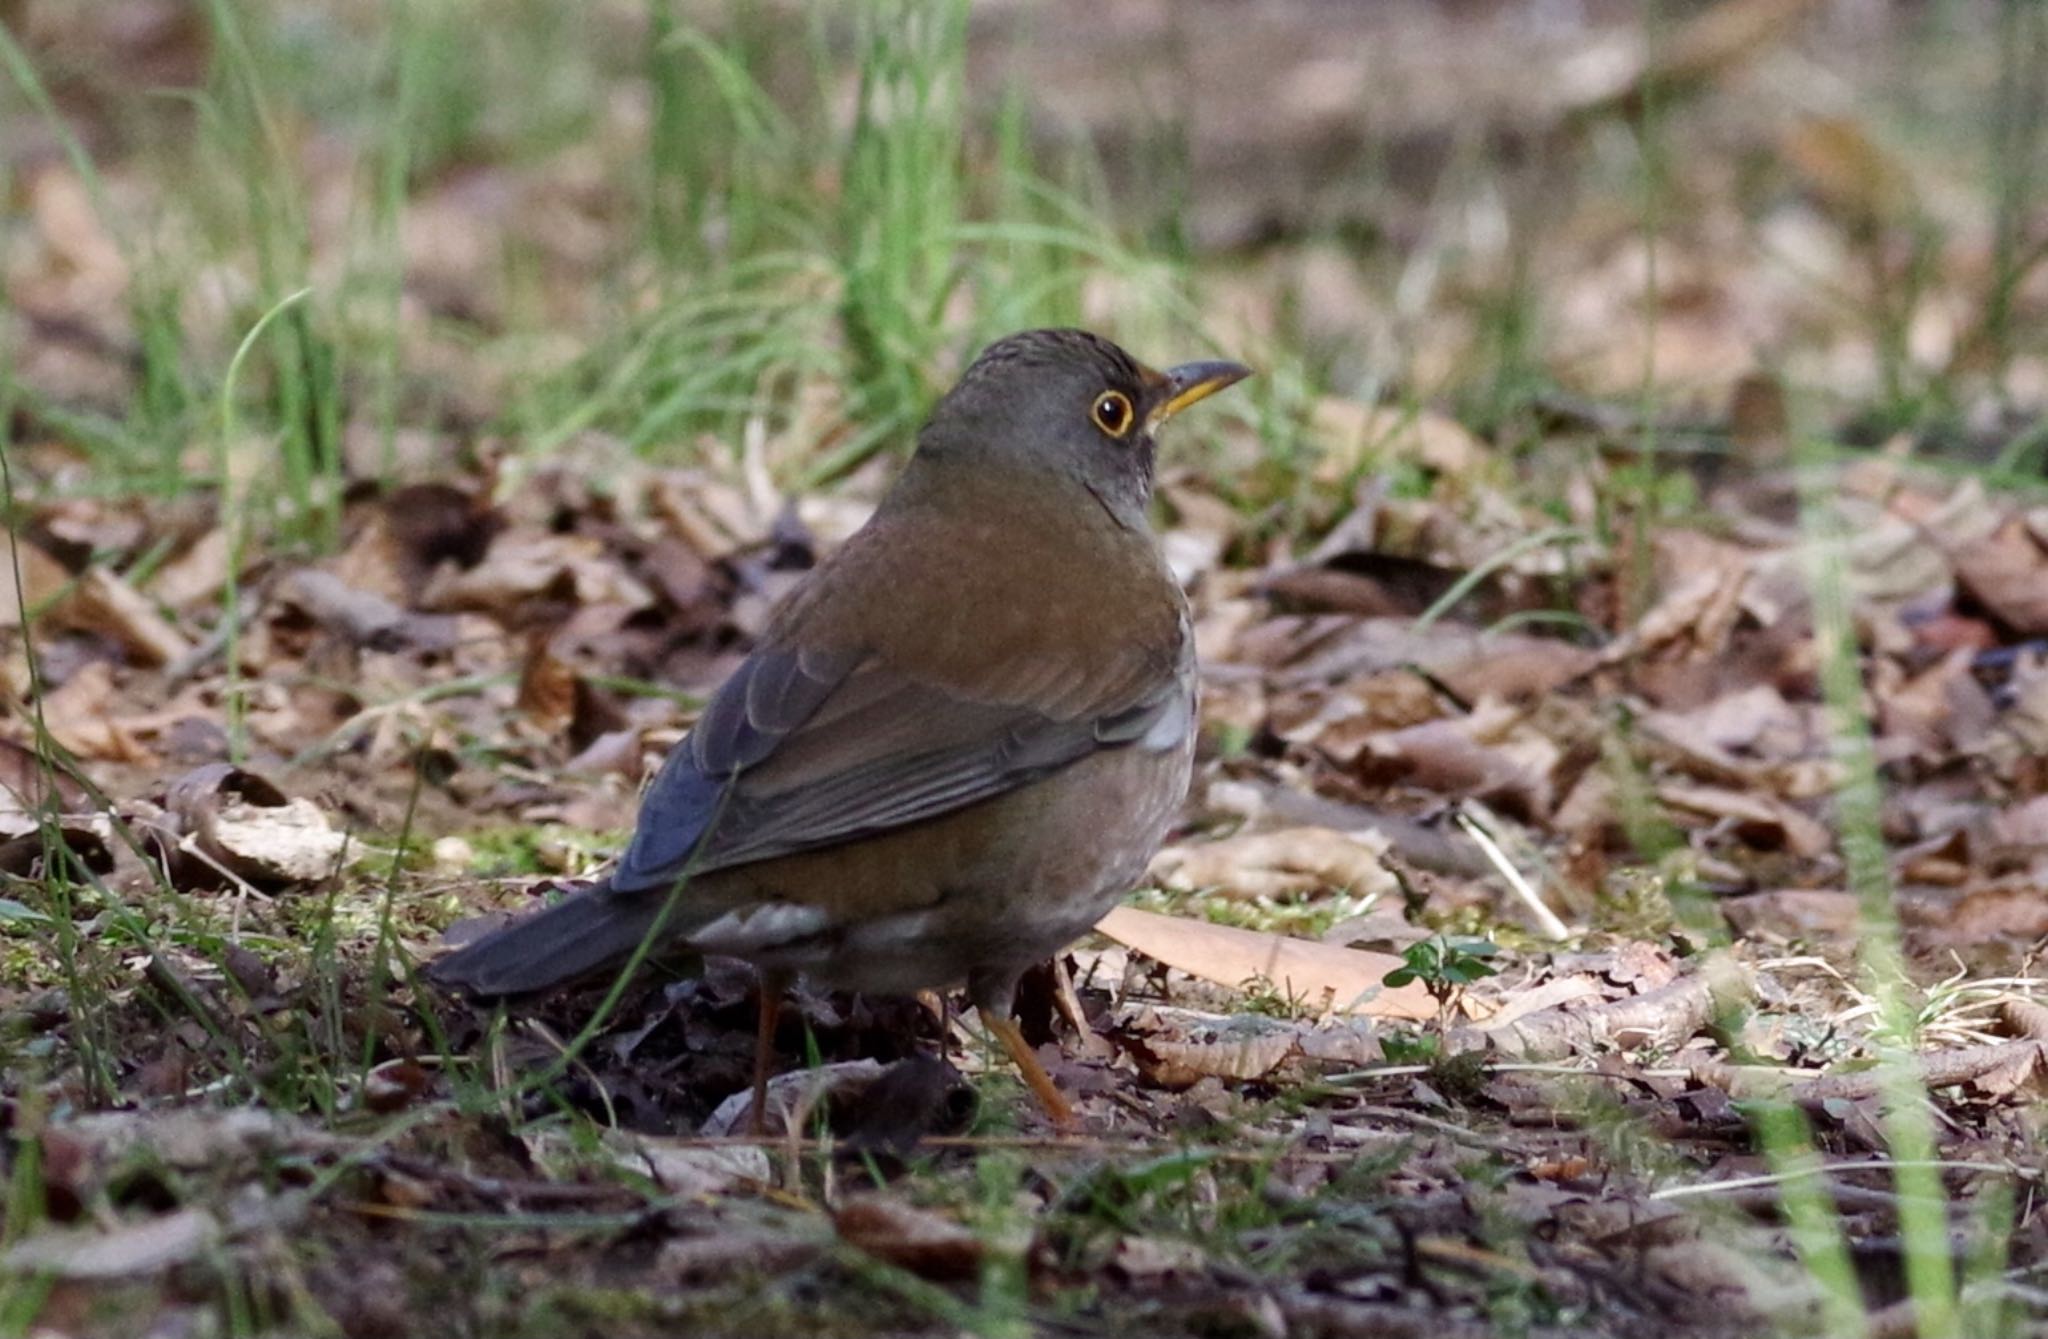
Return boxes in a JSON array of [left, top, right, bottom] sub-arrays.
[[1384, 934, 1500, 1032]]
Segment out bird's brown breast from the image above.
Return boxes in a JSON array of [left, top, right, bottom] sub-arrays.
[[766, 459, 1189, 714]]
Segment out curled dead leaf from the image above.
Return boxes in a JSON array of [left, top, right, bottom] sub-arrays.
[[282, 570, 460, 652], [1150, 826, 1397, 902], [0, 536, 72, 629], [515, 633, 578, 734], [1095, 906, 1435, 1021], [60, 568, 193, 667], [1721, 890, 1860, 939], [158, 764, 348, 888], [39, 661, 152, 763], [1354, 707, 1560, 817], [834, 1197, 987, 1282], [1948, 519, 2048, 635], [1115, 1008, 1300, 1088], [1657, 782, 1833, 859], [1780, 115, 1918, 230], [419, 532, 654, 618]]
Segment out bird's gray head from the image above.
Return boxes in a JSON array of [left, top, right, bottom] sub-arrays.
[[914, 329, 1250, 526]]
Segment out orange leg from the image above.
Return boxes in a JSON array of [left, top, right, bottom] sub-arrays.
[[978, 1006, 1077, 1130], [749, 970, 790, 1136]]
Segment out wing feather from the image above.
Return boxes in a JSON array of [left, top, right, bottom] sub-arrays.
[[606, 644, 1189, 896]]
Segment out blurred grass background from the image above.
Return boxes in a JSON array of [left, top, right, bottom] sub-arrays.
[[5, 0, 2046, 553]]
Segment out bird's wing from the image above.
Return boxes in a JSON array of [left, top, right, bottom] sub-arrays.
[[605, 636, 1191, 897]]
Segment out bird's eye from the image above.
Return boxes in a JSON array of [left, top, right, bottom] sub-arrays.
[[1091, 390, 1134, 439]]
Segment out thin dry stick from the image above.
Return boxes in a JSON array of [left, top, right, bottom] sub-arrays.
[[1651, 1157, 2030, 1203], [1454, 802, 1570, 941], [1691, 1039, 2048, 1104]]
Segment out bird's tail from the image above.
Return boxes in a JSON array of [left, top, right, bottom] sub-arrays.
[[423, 887, 675, 998]]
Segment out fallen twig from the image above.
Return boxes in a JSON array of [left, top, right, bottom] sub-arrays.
[[1447, 959, 1754, 1061], [1690, 1039, 2047, 1104]]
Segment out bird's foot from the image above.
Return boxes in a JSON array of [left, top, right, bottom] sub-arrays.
[[977, 1007, 1078, 1131]]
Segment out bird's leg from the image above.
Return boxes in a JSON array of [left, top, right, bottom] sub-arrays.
[[977, 1008, 1076, 1128], [749, 968, 791, 1136]]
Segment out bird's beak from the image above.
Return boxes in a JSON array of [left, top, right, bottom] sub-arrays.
[[1149, 359, 1252, 428]]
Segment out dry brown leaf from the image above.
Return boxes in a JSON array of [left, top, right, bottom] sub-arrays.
[[1095, 906, 1435, 1020], [1270, 618, 1585, 696], [1270, 672, 1443, 757], [1948, 519, 2048, 635], [1639, 1239, 1785, 1324], [0, 738, 91, 823], [1780, 116, 1917, 228], [1987, 654, 2048, 765], [1696, 1040, 2046, 1104], [6, 542, 192, 666], [1469, 975, 1606, 1031], [283, 570, 460, 652], [2001, 999, 2048, 1043], [515, 634, 578, 735], [147, 529, 234, 610], [1435, 639, 1599, 704], [419, 532, 653, 615], [699, 1058, 887, 1137], [1116, 1009, 1302, 1085], [1638, 687, 1820, 788], [63, 568, 193, 667], [1459, 962, 1751, 1061], [563, 727, 644, 778], [1149, 826, 1398, 902], [27, 168, 130, 311], [1988, 795, 2048, 851], [651, 474, 771, 558], [1158, 477, 1242, 585], [1752, 497, 1950, 611], [359, 1060, 434, 1115], [1721, 890, 1861, 939], [160, 764, 348, 888], [0, 536, 73, 628], [41, 661, 152, 763], [1355, 708, 1559, 816], [1877, 647, 1985, 752], [0, 738, 114, 877], [205, 799, 348, 885], [1657, 782, 1833, 858], [1635, 530, 1755, 657], [620, 1138, 770, 1198], [1907, 884, 2048, 946], [1258, 566, 1427, 619], [834, 1197, 987, 1282]]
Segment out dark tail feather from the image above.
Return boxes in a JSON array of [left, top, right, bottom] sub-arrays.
[[424, 889, 668, 998]]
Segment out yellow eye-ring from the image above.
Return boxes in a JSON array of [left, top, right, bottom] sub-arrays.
[[1091, 389, 1134, 438]]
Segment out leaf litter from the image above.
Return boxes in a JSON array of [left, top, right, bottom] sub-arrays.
[[6, 2, 2048, 1336]]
